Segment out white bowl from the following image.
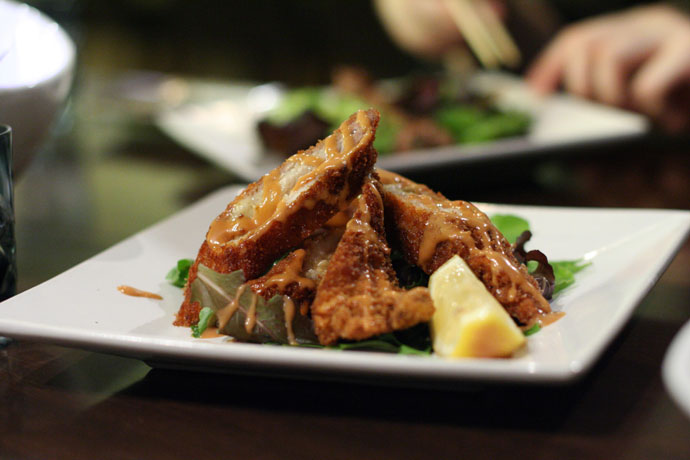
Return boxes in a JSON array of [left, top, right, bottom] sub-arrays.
[[0, 0, 75, 175]]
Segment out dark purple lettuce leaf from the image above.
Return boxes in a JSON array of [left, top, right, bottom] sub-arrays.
[[257, 110, 329, 156], [513, 230, 555, 300]]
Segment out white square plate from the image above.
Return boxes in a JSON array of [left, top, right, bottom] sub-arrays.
[[1, 186, 688, 387], [156, 72, 648, 182]]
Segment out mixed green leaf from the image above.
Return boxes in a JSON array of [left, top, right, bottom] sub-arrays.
[[330, 325, 432, 355], [488, 214, 530, 245], [490, 214, 590, 297], [549, 259, 591, 295], [263, 87, 399, 153], [191, 306, 214, 338], [434, 106, 530, 144], [165, 258, 193, 287]]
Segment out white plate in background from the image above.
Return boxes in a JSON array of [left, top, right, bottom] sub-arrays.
[[156, 72, 648, 181], [0, 186, 687, 387]]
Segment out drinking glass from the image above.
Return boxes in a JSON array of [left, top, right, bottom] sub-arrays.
[[0, 125, 16, 347]]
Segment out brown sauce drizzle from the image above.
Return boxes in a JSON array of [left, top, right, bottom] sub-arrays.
[[418, 213, 468, 267], [216, 284, 247, 330], [282, 296, 297, 345], [299, 301, 309, 316], [263, 249, 316, 292], [206, 110, 372, 249], [210, 282, 304, 345], [200, 327, 225, 339], [346, 181, 383, 241], [324, 210, 350, 227], [539, 311, 566, 326], [244, 292, 259, 333], [117, 285, 162, 300]]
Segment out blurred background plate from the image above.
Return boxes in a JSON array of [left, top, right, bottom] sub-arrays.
[[156, 72, 649, 182]]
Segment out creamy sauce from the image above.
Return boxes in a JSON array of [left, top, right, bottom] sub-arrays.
[[539, 311, 566, 326], [216, 284, 247, 330], [200, 326, 225, 339], [206, 110, 372, 250], [299, 302, 309, 316], [263, 249, 316, 292], [117, 285, 162, 300], [244, 292, 259, 333], [346, 181, 383, 242], [417, 213, 468, 267], [283, 296, 297, 345], [324, 210, 350, 227]]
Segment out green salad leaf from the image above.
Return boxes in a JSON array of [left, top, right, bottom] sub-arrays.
[[458, 111, 531, 143], [435, 106, 530, 144], [166, 258, 193, 287], [266, 87, 323, 124], [330, 324, 432, 355], [191, 307, 214, 338], [266, 87, 399, 154], [550, 259, 591, 294], [489, 214, 530, 244], [522, 323, 541, 336], [491, 213, 591, 299]]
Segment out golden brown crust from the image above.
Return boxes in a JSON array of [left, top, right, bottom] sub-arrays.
[[175, 110, 379, 326], [311, 177, 435, 345], [378, 169, 550, 325]]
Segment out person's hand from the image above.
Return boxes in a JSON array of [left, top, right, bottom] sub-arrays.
[[373, 0, 507, 59], [527, 4, 690, 132], [374, 0, 464, 59]]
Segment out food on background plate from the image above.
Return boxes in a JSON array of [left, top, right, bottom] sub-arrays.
[[174, 108, 573, 358], [257, 68, 531, 157]]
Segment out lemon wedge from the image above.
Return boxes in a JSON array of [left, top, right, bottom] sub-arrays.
[[429, 255, 526, 358]]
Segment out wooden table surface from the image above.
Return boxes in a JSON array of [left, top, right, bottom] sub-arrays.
[[2, 72, 690, 460]]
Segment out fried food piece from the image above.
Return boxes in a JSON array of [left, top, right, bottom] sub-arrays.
[[175, 109, 379, 326], [248, 225, 345, 308], [378, 169, 550, 326], [311, 177, 435, 345]]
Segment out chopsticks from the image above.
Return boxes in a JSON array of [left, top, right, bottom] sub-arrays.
[[443, 0, 521, 69]]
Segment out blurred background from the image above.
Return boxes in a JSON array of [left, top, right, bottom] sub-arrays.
[[9, 0, 690, 292]]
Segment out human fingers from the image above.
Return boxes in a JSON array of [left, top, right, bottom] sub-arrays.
[[630, 36, 690, 118], [527, 21, 606, 95], [563, 38, 596, 98], [526, 33, 568, 94], [374, 0, 462, 58], [591, 37, 655, 107]]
